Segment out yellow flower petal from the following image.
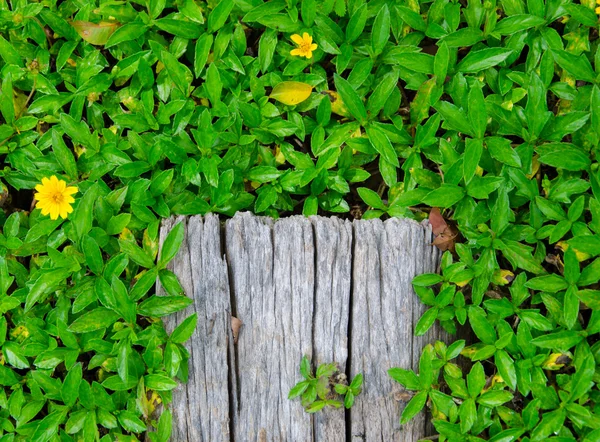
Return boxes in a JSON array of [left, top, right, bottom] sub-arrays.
[[310, 43, 318, 51], [304, 51, 313, 59], [291, 34, 304, 45], [302, 32, 311, 43], [59, 205, 73, 219], [34, 176, 77, 220], [36, 200, 49, 210], [49, 207, 60, 220], [290, 48, 303, 56]]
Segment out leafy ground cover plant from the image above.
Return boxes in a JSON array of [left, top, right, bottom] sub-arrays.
[[289, 355, 363, 412], [0, 0, 598, 440]]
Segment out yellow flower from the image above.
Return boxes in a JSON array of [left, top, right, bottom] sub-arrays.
[[290, 32, 317, 59], [34, 176, 77, 220], [596, 5, 600, 14]]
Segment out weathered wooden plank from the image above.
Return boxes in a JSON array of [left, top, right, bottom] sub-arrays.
[[349, 218, 441, 441], [225, 213, 314, 442], [158, 214, 232, 442], [311, 216, 353, 442]]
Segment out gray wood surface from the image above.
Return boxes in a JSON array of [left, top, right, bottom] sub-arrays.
[[158, 212, 442, 442], [158, 215, 232, 442], [349, 218, 445, 441]]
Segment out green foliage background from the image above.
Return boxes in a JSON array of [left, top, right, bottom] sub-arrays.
[[0, 0, 599, 440]]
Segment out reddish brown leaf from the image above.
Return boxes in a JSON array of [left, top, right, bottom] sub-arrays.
[[72, 21, 120, 45], [429, 208, 447, 235]]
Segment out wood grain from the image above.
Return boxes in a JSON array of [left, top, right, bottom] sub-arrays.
[[157, 213, 442, 442]]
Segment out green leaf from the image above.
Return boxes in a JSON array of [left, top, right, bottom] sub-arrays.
[[468, 83, 487, 139], [389, 52, 434, 74], [0, 74, 14, 125], [415, 307, 439, 336], [31, 408, 68, 442], [145, 374, 178, 391], [496, 239, 544, 274], [530, 330, 584, 350], [434, 101, 473, 136], [51, 130, 78, 180], [551, 49, 596, 83], [159, 222, 185, 268], [412, 273, 444, 286], [289, 381, 309, 399], [334, 74, 367, 124], [493, 14, 545, 35], [477, 390, 513, 407], [524, 274, 567, 292], [118, 411, 146, 433], [170, 313, 198, 343], [346, 4, 367, 43], [68, 308, 120, 333], [569, 355, 595, 401], [366, 125, 399, 167], [367, 69, 399, 116], [467, 362, 486, 397], [154, 19, 202, 39], [357, 187, 385, 209], [457, 48, 513, 73], [2, 342, 29, 369], [301, 0, 316, 27], [388, 368, 420, 390], [25, 267, 73, 312], [71, 184, 98, 241], [158, 47, 192, 97], [156, 408, 172, 442], [459, 398, 477, 433], [119, 239, 156, 268], [537, 143, 591, 171], [105, 22, 148, 48], [494, 350, 516, 390], [194, 33, 213, 77], [207, 0, 234, 32], [535, 196, 566, 221], [463, 138, 482, 184], [0, 35, 23, 66], [591, 86, 600, 138], [400, 390, 428, 424], [422, 184, 465, 208], [206, 63, 223, 105], [82, 235, 103, 276], [564, 285, 579, 330], [486, 137, 521, 167], [395, 6, 426, 31], [137, 295, 193, 317], [468, 306, 497, 345], [62, 363, 82, 407], [371, 4, 390, 55]]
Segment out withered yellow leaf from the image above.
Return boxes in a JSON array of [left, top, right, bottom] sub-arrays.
[[322, 90, 351, 117], [72, 21, 120, 45], [270, 81, 313, 106]]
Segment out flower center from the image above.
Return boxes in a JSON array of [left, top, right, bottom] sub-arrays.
[[300, 41, 311, 52], [51, 193, 64, 204]]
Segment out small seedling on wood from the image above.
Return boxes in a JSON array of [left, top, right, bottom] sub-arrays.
[[288, 355, 363, 413]]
